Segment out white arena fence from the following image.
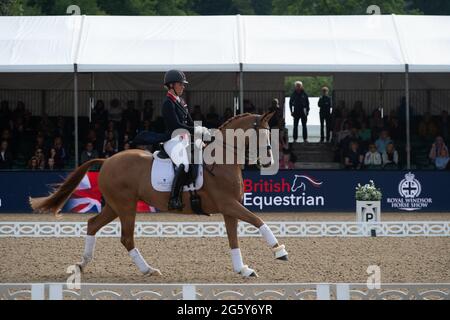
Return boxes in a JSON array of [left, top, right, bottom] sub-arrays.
[[0, 283, 448, 300], [0, 221, 449, 238]]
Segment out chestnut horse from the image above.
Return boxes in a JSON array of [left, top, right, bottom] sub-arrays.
[[30, 112, 288, 278]]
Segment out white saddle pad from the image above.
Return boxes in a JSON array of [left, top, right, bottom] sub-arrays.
[[151, 151, 204, 192]]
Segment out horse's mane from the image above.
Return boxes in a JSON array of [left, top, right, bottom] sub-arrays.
[[218, 113, 254, 130]]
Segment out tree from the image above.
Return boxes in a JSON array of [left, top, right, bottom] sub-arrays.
[[410, 0, 450, 15], [272, 0, 419, 15], [1, 0, 41, 15]]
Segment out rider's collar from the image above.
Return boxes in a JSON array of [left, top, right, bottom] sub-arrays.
[[166, 91, 181, 103]]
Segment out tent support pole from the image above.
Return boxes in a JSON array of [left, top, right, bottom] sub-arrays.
[[74, 64, 79, 169], [89, 72, 95, 123], [405, 64, 411, 170], [239, 63, 244, 115]]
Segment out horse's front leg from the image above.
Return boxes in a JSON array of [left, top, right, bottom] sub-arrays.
[[221, 200, 288, 261], [223, 215, 258, 278]]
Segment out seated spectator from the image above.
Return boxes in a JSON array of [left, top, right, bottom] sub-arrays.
[[47, 157, 55, 170], [123, 142, 131, 151], [13, 101, 27, 121], [48, 147, 57, 163], [358, 121, 372, 150], [28, 156, 39, 170], [142, 100, 154, 122], [350, 101, 365, 122], [33, 147, 46, 170], [336, 121, 352, 146], [382, 143, 399, 169], [92, 100, 108, 126], [120, 133, 131, 151], [375, 130, 392, 154], [103, 130, 118, 155], [364, 143, 382, 168], [418, 112, 438, 141], [81, 142, 99, 164], [139, 119, 152, 133], [34, 134, 49, 156], [0, 140, 13, 169], [206, 105, 221, 128], [344, 141, 363, 170], [54, 116, 70, 141], [279, 150, 295, 169], [52, 137, 66, 169], [191, 105, 205, 123], [438, 110, 449, 141], [1, 129, 12, 144], [103, 141, 116, 158], [429, 136, 449, 170], [108, 98, 122, 124]]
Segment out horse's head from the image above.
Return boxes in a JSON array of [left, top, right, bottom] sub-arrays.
[[218, 111, 276, 168]]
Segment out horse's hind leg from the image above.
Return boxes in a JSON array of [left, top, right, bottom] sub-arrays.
[[77, 203, 118, 271], [223, 215, 257, 278], [119, 211, 161, 276]]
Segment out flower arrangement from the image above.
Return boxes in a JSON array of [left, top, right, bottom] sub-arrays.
[[355, 180, 382, 201]]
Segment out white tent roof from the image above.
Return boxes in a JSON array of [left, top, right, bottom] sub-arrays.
[[241, 15, 405, 72], [0, 15, 449, 73], [0, 16, 82, 72], [76, 16, 240, 72]]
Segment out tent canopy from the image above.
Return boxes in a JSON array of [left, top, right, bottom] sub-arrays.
[[0, 15, 449, 73]]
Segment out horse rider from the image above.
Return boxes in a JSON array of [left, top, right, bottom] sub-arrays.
[[161, 69, 210, 210]]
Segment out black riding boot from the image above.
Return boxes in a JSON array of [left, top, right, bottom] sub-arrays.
[[168, 164, 186, 210]]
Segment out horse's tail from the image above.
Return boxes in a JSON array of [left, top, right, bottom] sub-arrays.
[[29, 159, 106, 216]]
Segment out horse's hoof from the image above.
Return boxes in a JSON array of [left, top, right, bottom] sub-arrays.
[[249, 272, 258, 277], [276, 255, 289, 261], [75, 263, 84, 273], [145, 268, 162, 276]]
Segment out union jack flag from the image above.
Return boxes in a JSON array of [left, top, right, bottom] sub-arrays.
[[64, 172, 157, 213]]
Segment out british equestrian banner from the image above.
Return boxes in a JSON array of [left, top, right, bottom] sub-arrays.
[[0, 170, 449, 213]]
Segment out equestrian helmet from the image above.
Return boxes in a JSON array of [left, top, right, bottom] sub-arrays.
[[164, 70, 188, 86]]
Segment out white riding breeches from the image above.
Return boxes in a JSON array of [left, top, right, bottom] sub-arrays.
[[163, 134, 190, 173]]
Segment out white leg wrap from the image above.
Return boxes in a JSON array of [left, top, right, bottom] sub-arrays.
[[272, 244, 289, 259], [83, 235, 96, 261], [129, 248, 161, 276], [238, 265, 258, 278], [230, 248, 244, 273], [259, 224, 278, 247]]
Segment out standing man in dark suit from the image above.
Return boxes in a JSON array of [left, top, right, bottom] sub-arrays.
[[290, 81, 310, 143], [318, 86, 332, 143]]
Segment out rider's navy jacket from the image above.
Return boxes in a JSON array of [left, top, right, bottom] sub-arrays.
[[162, 91, 195, 137]]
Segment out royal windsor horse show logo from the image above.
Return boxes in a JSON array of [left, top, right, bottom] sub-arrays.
[[387, 172, 432, 211], [243, 174, 324, 210]]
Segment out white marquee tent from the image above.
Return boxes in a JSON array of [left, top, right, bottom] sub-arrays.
[[1, 14, 450, 167]]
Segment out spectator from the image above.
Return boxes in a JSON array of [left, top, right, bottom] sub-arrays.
[[54, 116, 70, 141], [382, 143, 399, 169], [289, 81, 310, 143], [358, 121, 372, 150], [47, 157, 55, 170], [122, 100, 140, 131], [48, 147, 57, 163], [350, 100, 365, 123], [191, 105, 205, 123], [92, 100, 108, 127], [336, 121, 352, 146], [81, 142, 99, 164], [12, 101, 26, 121], [28, 156, 39, 170], [34, 134, 49, 156], [369, 109, 384, 139], [52, 137, 66, 169], [0, 100, 11, 129], [375, 130, 392, 154], [277, 119, 289, 153], [0, 140, 13, 169], [33, 147, 46, 170], [141, 100, 154, 122], [120, 133, 131, 151], [429, 136, 449, 170], [364, 143, 382, 168], [279, 150, 295, 169], [206, 105, 221, 129], [103, 130, 118, 155], [108, 99, 122, 124], [438, 110, 449, 141], [386, 111, 401, 142], [418, 112, 438, 141], [318, 87, 332, 143], [344, 141, 363, 170], [123, 142, 131, 150], [103, 141, 116, 158], [268, 98, 282, 129]]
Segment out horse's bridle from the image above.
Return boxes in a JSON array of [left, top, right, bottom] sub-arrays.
[[203, 116, 272, 176]]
